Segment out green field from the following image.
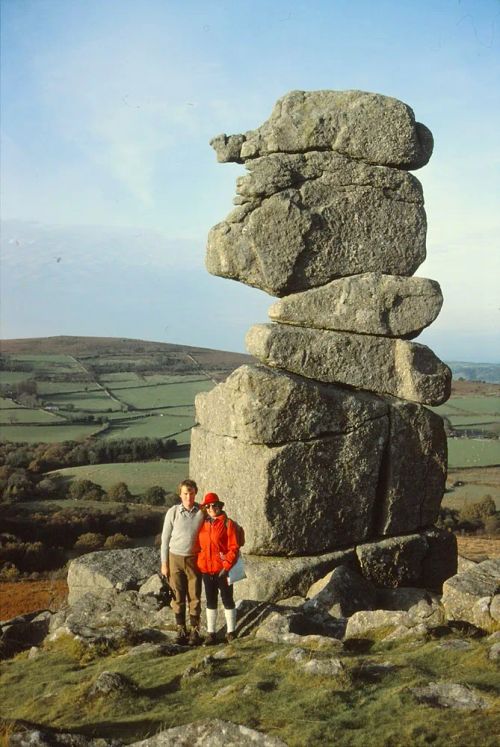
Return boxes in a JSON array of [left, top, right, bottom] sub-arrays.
[[103, 411, 194, 442], [0, 397, 22, 409], [0, 423, 102, 443], [49, 459, 189, 495], [0, 371, 35, 384], [110, 380, 213, 410], [37, 382, 102, 395], [42, 390, 122, 412], [0, 407, 67, 424], [434, 396, 500, 417], [448, 438, 500, 468]]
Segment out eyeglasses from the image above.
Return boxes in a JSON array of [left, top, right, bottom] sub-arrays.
[[206, 503, 221, 510]]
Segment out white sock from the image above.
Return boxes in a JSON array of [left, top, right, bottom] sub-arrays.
[[206, 608, 218, 633], [224, 607, 236, 633]]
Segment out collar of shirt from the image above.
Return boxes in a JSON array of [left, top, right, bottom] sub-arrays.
[[179, 504, 199, 515]]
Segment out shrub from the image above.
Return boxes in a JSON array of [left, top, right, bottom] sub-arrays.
[[142, 485, 166, 506], [483, 514, 500, 535], [68, 479, 104, 502], [107, 482, 133, 503], [104, 533, 133, 549], [74, 532, 105, 552]]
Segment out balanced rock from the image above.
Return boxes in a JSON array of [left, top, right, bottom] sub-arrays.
[[269, 273, 443, 338], [207, 153, 426, 295], [191, 419, 388, 555], [246, 323, 451, 406], [195, 364, 387, 444], [211, 89, 433, 168], [193, 365, 446, 539]]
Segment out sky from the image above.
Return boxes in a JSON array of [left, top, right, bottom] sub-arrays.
[[0, 0, 499, 361]]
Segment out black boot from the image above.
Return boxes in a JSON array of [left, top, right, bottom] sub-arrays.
[[188, 615, 202, 646]]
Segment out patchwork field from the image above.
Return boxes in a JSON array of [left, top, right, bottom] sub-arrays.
[[1, 339, 499, 518], [0, 344, 226, 443], [50, 458, 189, 495]]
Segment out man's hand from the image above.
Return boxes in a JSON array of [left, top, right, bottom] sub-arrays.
[[161, 562, 168, 577], [218, 568, 228, 578]]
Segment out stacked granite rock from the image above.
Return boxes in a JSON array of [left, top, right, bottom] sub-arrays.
[[191, 90, 456, 596]]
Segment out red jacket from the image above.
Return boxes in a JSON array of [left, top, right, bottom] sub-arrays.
[[196, 513, 240, 575]]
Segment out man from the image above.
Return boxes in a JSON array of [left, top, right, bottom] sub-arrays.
[[160, 478, 204, 645]]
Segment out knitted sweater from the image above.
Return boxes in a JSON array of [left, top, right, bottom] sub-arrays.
[[160, 503, 203, 561]]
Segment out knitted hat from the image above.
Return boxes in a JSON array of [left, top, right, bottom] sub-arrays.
[[201, 492, 224, 507]]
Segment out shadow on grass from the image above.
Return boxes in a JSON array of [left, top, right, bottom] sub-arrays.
[[342, 638, 375, 654], [138, 674, 182, 698]]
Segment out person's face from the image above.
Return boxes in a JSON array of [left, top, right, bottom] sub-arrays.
[[180, 485, 196, 509], [207, 502, 223, 517]]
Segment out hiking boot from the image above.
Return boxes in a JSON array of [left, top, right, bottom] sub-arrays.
[[175, 625, 188, 645], [188, 626, 202, 646], [225, 632, 236, 643], [204, 632, 217, 646]]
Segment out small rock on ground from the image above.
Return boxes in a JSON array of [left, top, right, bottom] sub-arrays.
[[411, 681, 489, 711]]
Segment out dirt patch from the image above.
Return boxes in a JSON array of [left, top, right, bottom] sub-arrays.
[[0, 580, 68, 620], [456, 535, 500, 562], [451, 380, 500, 397]]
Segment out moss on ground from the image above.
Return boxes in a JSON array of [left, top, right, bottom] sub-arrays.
[[1, 632, 499, 746]]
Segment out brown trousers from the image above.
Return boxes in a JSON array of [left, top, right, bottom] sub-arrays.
[[169, 552, 201, 620]]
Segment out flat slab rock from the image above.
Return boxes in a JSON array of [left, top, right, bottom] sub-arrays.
[[246, 323, 451, 406], [207, 152, 426, 296], [269, 273, 443, 338], [193, 365, 446, 541], [67, 547, 158, 605], [211, 89, 433, 169], [356, 529, 457, 591], [442, 558, 500, 633], [53, 588, 174, 644], [410, 682, 490, 711], [131, 719, 289, 746], [232, 549, 357, 602], [195, 364, 387, 444]]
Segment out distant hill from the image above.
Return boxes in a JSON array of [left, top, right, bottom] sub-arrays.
[[0, 335, 253, 370], [447, 361, 500, 384]]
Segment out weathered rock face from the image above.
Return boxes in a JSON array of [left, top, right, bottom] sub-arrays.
[[356, 529, 457, 590], [132, 719, 289, 747], [376, 399, 447, 534], [303, 564, 377, 618], [192, 88, 455, 593], [231, 549, 357, 602], [193, 366, 446, 547], [211, 89, 433, 168], [442, 558, 500, 633], [410, 682, 490, 711], [246, 323, 451, 406], [195, 364, 387, 444], [269, 273, 443, 338], [51, 589, 174, 646], [207, 154, 426, 296], [67, 547, 158, 605], [191, 420, 388, 555]]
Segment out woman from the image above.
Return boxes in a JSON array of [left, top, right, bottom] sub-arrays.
[[197, 492, 240, 644]]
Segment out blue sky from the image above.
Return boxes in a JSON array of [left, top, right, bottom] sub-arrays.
[[1, 0, 499, 361]]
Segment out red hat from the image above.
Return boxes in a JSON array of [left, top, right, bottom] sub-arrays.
[[201, 492, 224, 507]]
